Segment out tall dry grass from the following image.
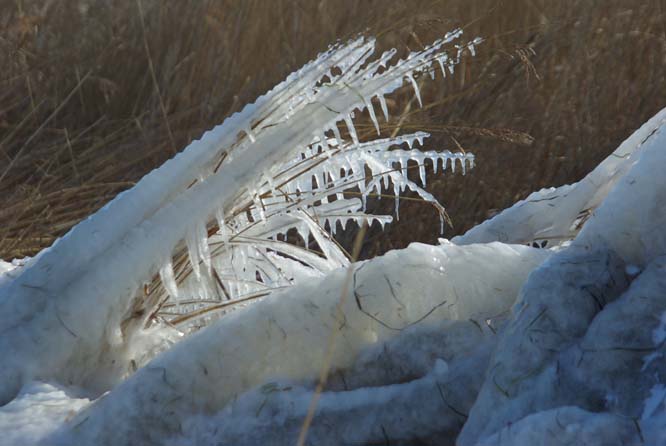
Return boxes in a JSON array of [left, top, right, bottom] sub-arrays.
[[1, 0, 665, 259]]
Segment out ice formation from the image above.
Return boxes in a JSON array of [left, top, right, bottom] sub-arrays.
[[0, 30, 477, 408], [457, 109, 666, 446], [1, 27, 666, 446], [46, 241, 547, 445]]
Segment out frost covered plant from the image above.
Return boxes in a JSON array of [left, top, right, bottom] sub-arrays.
[[0, 30, 480, 402], [150, 31, 479, 333]]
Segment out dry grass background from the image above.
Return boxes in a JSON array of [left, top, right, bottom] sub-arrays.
[[1, 0, 665, 260]]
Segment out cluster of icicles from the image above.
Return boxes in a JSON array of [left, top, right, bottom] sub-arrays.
[[150, 30, 481, 332]]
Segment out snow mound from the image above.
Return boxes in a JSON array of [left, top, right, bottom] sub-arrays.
[[47, 241, 547, 445], [458, 110, 666, 446], [0, 382, 89, 446]]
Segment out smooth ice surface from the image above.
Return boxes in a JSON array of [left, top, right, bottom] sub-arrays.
[[45, 241, 547, 445]]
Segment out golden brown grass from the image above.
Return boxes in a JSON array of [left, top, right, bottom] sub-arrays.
[[1, 0, 665, 259]]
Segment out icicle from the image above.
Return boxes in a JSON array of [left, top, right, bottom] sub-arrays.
[[252, 194, 266, 221], [198, 271, 215, 300], [418, 162, 427, 186], [344, 115, 359, 147], [394, 180, 401, 221], [319, 130, 330, 153], [377, 93, 389, 122], [312, 171, 321, 189], [381, 173, 390, 191], [399, 153, 408, 175], [328, 164, 338, 185], [331, 125, 344, 149], [297, 222, 310, 249], [196, 221, 212, 270], [468, 41, 477, 57], [364, 97, 380, 135], [437, 56, 448, 78], [406, 73, 423, 108], [320, 170, 328, 189], [186, 228, 202, 280], [245, 127, 256, 143], [379, 48, 397, 68], [159, 260, 179, 298], [215, 211, 230, 243]]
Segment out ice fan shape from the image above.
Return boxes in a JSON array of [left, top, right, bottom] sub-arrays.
[[0, 31, 479, 404]]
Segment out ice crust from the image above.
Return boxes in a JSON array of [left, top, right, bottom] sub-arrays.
[[46, 241, 547, 445], [457, 112, 666, 446]]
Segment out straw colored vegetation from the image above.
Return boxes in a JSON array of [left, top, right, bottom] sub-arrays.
[[1, 0, 665, 259]]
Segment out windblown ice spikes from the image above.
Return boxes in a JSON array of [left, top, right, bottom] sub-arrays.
[[155, 130, 475, 330], [0, 30, 479, 402]]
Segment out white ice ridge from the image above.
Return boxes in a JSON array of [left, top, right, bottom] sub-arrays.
[[456, 111, 666, 445], [455, 107, 666, 249], [0, 30, 479, 406]]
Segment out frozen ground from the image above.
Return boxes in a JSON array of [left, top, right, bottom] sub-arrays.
[[1, 32, 666, 446]]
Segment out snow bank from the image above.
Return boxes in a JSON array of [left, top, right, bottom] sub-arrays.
[[458, 115, 666, 445], [0, 382, 89, 446], [46, 241, 547, 445], [475, 406, 643, 446], [166, 322, 494, 446]]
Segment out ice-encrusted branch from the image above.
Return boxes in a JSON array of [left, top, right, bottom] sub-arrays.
[[0, 30, 480, 402]]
